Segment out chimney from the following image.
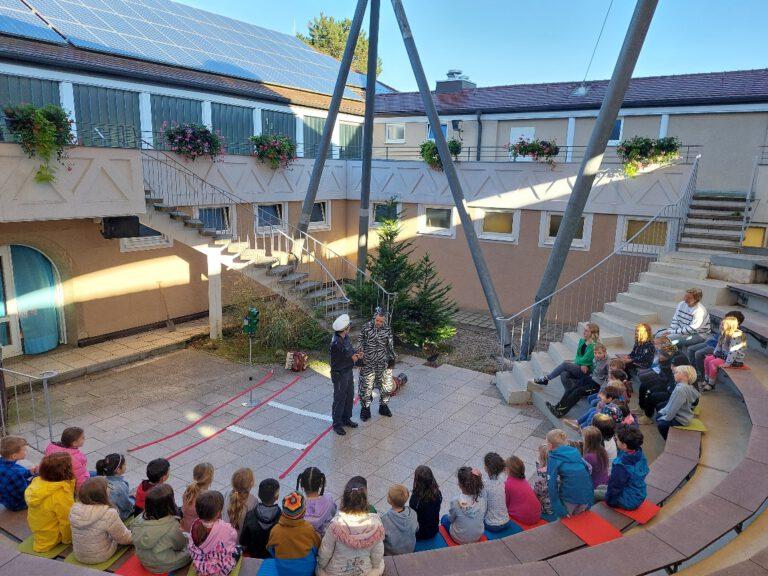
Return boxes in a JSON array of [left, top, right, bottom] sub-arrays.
[[436, 69, 476, 94]]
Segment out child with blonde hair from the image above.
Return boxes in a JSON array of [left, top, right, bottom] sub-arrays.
[[657, 365, 700, 439], [534, 323, 599, 386], [181, 462, 214, 532], [702, 316, 746, 391], [381, 484, 418, 555], [224, 467, 256, 535], [546, 430, 593, 518]]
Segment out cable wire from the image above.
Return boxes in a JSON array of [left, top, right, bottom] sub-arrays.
[[581, 0, 616, 87]]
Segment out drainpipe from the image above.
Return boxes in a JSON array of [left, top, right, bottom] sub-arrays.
[[476, 110, 483, 161]]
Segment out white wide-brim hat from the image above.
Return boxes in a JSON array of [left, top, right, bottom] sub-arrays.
[[332, 314, 351, 332]]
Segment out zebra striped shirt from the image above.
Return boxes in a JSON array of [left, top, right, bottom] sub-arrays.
[[669, 301, 710, 335]]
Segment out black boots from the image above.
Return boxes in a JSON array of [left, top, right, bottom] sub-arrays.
[[534, 377, 549, 385], [333, 425, 346, 435], [546, 401, 566, 418], [379, 404, 392, 417], [360, 406, 371, 421]]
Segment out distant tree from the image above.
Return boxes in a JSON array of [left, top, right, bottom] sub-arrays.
[[297, 13, 383, 76]]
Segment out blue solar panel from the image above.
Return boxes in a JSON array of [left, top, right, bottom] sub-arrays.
[[22, 0, 366, 98], [0, 0, 65, 44]]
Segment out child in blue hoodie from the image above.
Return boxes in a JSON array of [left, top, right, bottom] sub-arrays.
[[546, 429, 594, 518], [596, 426, 649, 510]]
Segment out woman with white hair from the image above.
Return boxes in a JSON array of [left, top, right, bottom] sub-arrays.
[[661, 288, 710, 349]]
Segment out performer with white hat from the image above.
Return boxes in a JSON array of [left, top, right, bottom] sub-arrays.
[[329, 313, 362, 435]]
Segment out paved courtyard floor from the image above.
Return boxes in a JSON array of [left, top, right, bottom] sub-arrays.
[[20, 348, 551, 514]]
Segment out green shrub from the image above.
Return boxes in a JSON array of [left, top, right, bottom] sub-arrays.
[[509, 138, 560, 166], [420, 138, 463, 170], [250, 134, 297, 169], [163, 123, 222, 161], [617, 136, 680, 177]]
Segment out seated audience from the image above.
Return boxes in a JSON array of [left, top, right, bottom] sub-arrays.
[[188, 490, 240, 576], [131, 484, 190, 573], [409, 465, 442, 541], [224, 467, 256, 536], [504, 456, 541, 525], [346, 476, 377, 513], [181, 462, 214, 532], [534, 323, 599, 386], [296, 466, 336, 537], [44, 426, 89, 491], [660, 288, 710, 348], [637, 352, 689, 425], [657, 365, 700, 440], [616, 323, 655, 377], [96, 453, 134, 521], [25, 452, 75, 553], [581, 426, 610, 488], [703, 315, 747, 391], [381, 484, 418, 555], [546, 342, 608, 418], [440, 467, 486, 544], [0, 436, 36, 511], [267, 492, 321, 575], [595, 427, 648, 511], [317, 478, 385, 576], [482, 452, 511, 532], [546, 429, 594, 518], [134, 458, 171, 516], [591, 414, 618, 463], [533, 445, 553, 516], [688, 310, 745, 385], [70, 477, 132, 565], [240, 478, 280, 559]]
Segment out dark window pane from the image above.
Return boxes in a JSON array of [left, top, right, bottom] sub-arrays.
[[311, 202, 326, 223], [199, 207, 228, 231], [258, 204, 282, 226], [374, 203, 398, 223], [425, 207, 451, 229]]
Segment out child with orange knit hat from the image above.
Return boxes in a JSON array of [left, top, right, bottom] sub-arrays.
[[267, 492, 321, 575]]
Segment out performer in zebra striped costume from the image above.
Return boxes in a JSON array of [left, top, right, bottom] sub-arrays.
[[358, 309, 395, 420]]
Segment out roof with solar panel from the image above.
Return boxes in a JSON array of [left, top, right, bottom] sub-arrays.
[[0, 0, 394, 99]]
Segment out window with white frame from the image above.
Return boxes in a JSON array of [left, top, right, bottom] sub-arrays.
[[608, 118, 624, 145], [616, 216, 669, 252], [254, 203, 286, 232], [477, 209, 520, 242], [427, 124, 447, 141], [371, 202, 400, 227], [309, 201, 331, 230], [120, 225, 172, 252], [418, 205, 454, 237], [385, 123, 405, 144], [539, 211, 593, 250], [197, 206, 232, 234]]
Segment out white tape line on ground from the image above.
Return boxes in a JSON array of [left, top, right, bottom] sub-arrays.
[[229, 425, 307, 450], [267, 401, 333, 422]]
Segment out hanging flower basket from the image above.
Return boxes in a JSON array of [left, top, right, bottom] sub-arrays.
[[3, 103, 75, 183], [508, 138, 560, 167], [420, 138, 462, 170], [616, 136, 680, 177], [163, 123, 222, 161], [249, 135, 297, 169]]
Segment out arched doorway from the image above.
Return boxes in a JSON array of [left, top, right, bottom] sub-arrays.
[[0, 245, 63, 357]]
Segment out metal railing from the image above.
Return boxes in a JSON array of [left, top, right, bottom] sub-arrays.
[[140, 142, 394, 323], [498, 155, 701, 362], [0, 368, 56, 449], [739, 156, 761, 247]]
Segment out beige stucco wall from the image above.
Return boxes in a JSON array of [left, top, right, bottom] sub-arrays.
[[497, 118, 569, 149], [668, 112, 768, 192], [0, 220, 210, 343]]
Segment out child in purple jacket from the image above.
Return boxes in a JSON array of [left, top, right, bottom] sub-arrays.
[[297, 467, 337, 536]]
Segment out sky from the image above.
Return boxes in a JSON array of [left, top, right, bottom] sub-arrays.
[[176, 0, 768, 92]]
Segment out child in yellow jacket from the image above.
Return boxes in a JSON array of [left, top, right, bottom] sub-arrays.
[[25, 452, 76, 552]]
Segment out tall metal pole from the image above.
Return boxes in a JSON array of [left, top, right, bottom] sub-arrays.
[[520, 0, 659, 359], [357, 0, 380, 272], [296, 0, 369, 236], [390, 0, 509, 347]]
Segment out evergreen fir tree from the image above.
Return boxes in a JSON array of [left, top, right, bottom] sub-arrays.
[[400, 253, 457, 348]]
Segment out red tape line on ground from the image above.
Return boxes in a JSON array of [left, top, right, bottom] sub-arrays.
[[279, 397, 359, 480], [166, 375, 302, 461], [128, 369, 274, 453]]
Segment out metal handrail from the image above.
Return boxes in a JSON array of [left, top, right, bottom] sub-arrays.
[[0, 367, 56, 447], [739, 155, 760, 248]]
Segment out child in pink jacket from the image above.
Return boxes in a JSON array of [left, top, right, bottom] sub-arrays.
[[45, 427, 88, 490], [189, 490, 240, 576]]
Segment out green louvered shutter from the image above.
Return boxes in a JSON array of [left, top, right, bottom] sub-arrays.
[[212, 102, 253, 155], [340, 122, 362, 159], [150, 95, 203, 148], [0, 74, 60, 141], [261, 109, 296, 140], [73, 85, 141, 148]]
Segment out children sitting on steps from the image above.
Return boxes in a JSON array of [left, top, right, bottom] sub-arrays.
[[95, 453, 133, 521], [482, 452, 511, 532], [546, 429, 594, 518], [534, 322, 599, 387], [656, 365, 701, 440], [70, 477, 132, 565], [25, 452, 75, 553], [240, 478, 280, 559], [267, 492, 321, 575], [409, 465, 442, 541], [595, 426, 649, 510], [504, 456, 542, 526], [616, 323, 656, 378], [131, 484, 190, 574], [703, 315, 747, 392], [44, 426, 89, 491], [380, 484, 418, 555], [296, 466, 336, 537], [224, 467, 256, 537], [546, 342, 608, 418], [533, 445, 553, 516], [440, 467, 486, 544], [181, 462, 214, 532], [0, 436, 36, 511], [581, 426, 610, 488], [134, 458, 171, 516], [188, 490, 240, 576]]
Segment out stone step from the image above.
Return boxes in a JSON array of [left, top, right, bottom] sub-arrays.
[[637, 272, 734, 305], [295, 280, 323, 293], [184, 218, 204, 229], [684, 221, 743, 232], [677, 242, 741, 253], [268, 264, 295, 277], [590, 311, 664, 345], [305, 287, 336, 300], [547, 341, 573, 367], [687, 211, 744, 221], [314, 297, 348, 310], [278, 272, 309, 285], [689, 202, 749, 211], [144, 195, 164, 205], [153, 203, 176, 213], [602, 301, 659, 324], [529, 382, 587, 439], [660, 251, 712, 267], [530, 349, 557, 381], [693, 192, 747, 201], [649, 261, 709, 279], [628, 280, 683, 302], [681, 236, 743, 247], [226, 242, 250, 254], [168, 211, 190, 221], [615, 292, 678, 324], [680, 230, 742, 242], [575, 323, 625, 348]]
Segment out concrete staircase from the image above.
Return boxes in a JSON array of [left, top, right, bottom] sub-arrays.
[[139, 192, 350, 328], [495, 251, 737, 433], [678, 192, 749, 254]]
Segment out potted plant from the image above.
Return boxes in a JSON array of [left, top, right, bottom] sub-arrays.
[[509, 138, 560, 167], [249, 134, 297, 169], [3, 103, 75, 183], [616, 136, 681, 177], [163, 123, 222, 161], [420, 138, 463, 170]]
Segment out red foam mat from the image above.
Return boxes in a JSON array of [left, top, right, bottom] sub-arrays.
[[114, 555, 169, 576], [560, 510, 623, 546], [613, 500, 661, 524], [513, 517, 548, 531], [438, 525, 488, 547]]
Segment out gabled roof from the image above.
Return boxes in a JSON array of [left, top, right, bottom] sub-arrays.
[[374, 69, 768, 116]]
